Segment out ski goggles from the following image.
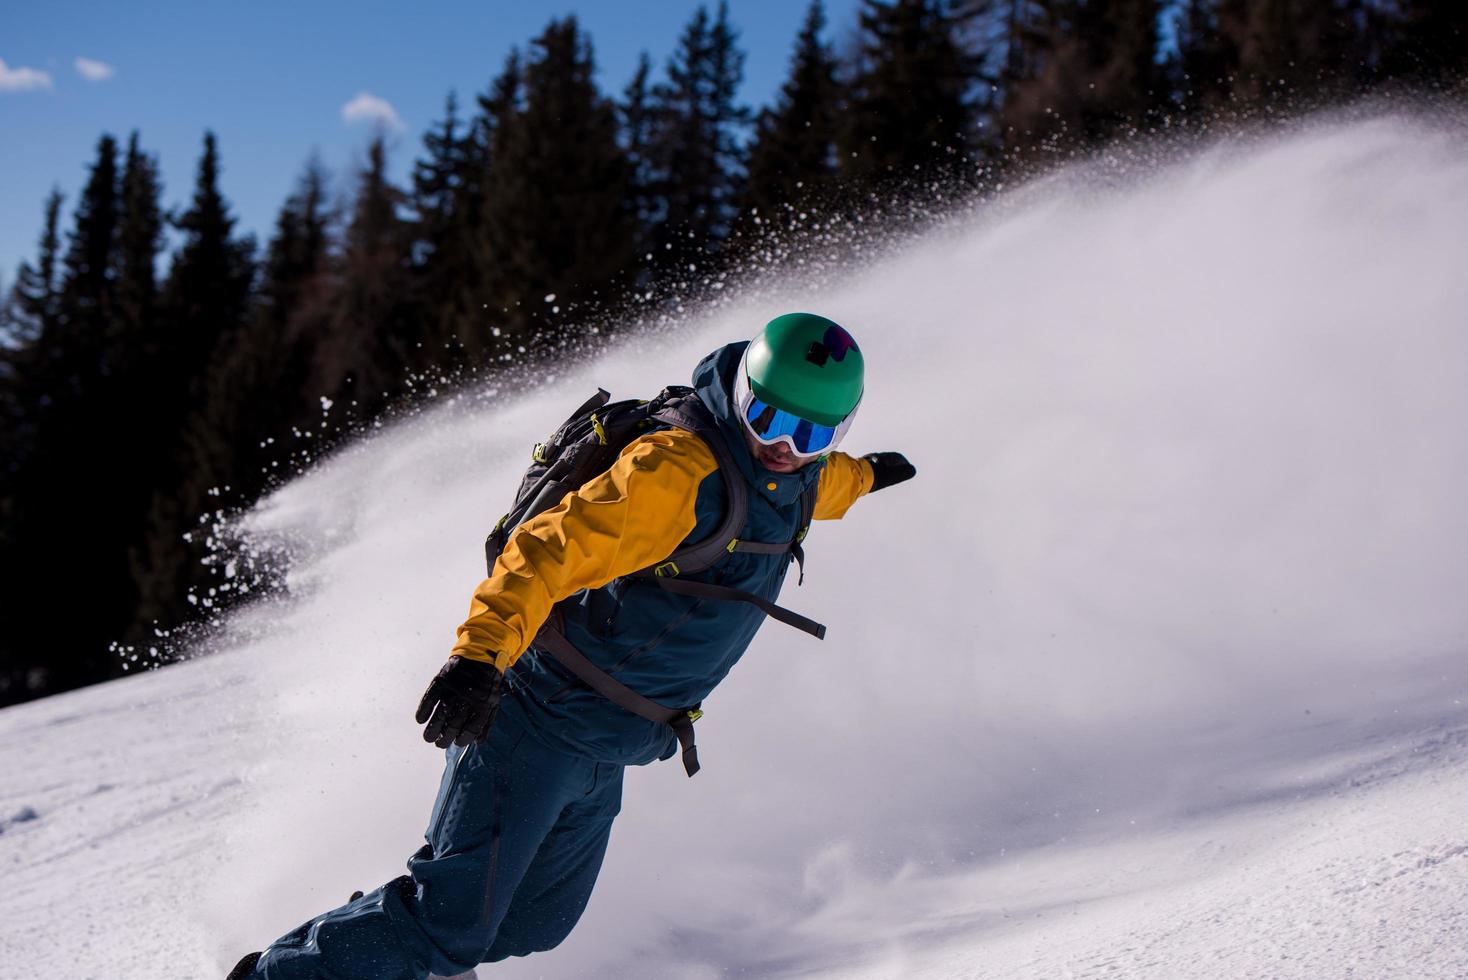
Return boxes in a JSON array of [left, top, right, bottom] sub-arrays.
[[733, 361, 859, 459]]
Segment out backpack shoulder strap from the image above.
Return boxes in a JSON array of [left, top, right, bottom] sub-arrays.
[[789, 481, 818, 585], [625, 392, 825, 640], [641, 392, 748, 578]]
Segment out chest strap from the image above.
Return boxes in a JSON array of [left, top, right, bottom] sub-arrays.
[[728, 538, 806, 585], [633, 477, 820, 629], [646, 576, 826, 639]]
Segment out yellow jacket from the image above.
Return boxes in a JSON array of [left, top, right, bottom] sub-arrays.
[[453, 428, 873, 671]]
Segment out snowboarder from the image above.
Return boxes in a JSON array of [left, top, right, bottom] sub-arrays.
[[228, 313, 916, 979]]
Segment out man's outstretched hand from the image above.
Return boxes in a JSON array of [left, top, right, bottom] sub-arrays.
[[863, 452, 916, 493], [416, 656, 505, 748]]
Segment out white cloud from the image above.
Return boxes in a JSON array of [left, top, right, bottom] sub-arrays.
[[341, 92, 404, 134], [74, 57, 115, 82], [0, 58, 53, 92]]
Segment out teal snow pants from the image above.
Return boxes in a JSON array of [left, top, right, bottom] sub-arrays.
[[253, 696, 624, 980]]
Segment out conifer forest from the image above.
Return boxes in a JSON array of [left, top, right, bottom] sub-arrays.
[[2, 0, 1465, 707]]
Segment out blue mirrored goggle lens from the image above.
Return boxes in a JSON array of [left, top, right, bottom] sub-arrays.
[[744, 397, 838, 455]]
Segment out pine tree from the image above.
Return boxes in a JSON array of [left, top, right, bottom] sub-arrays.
[[113, 133, 164, 348], [4, 189, 65, 348], [158, 159, 337, 639], [704, 2, 751, 222], [645, 3, 752, 279], [620, 52, 658, 272], [840, 0, 980, 184], [133, 131, 256, 645], [413, 92, 464, 253], [0, 136, 163, 700], [194, 159, 334, 512], [106, 133, 169, 548], [410, 92, 479, 365], [0, 190, 65, 499], [6, 138, 126, 696], [480, 16, 635, 355], [260, 158, 334, 331], [319, 136, 416, 413], [741, 0, 844, 223], [128, 150, 341, 658], [55, 135, 121, 394], [159, 131, 257, 401], [476, 50, 526, 157], [445, 51, 524, 361], [0, 190, 66, 704], [100, 132, 169, 642], [262, 156, 336, 333]]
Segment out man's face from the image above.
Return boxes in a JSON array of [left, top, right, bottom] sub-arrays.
[[743, 429, 816, 473]]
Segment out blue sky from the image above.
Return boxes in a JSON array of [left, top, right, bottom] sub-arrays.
[[1, 0, 863, 290]]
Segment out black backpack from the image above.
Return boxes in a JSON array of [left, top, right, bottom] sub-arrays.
[[485, 385, 823, 775]]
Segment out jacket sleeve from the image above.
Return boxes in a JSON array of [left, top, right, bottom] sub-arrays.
[[452, 428, 719, 670], [813, 452, 875, 520]]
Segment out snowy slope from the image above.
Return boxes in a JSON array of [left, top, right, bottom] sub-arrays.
[[3, 111, 1468, 980]]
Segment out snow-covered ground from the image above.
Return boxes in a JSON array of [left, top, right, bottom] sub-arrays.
[[3, 111, 1468, 980]]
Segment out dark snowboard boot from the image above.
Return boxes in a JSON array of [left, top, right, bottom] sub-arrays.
[[226, 951, 261, 979]]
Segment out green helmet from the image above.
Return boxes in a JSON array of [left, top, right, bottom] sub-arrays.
[[742, 313, 864, 427]]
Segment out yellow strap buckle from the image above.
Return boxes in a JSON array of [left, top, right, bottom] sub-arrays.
[[725, 538, 740, 553], [591, 413, 609, 446], [531, 443, 549, 464], [653, 561, 680, 578], [686, 709, 704, 723]]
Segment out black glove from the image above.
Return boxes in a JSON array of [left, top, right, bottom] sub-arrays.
[[863, 452, 916, 493], [415, 656, 505, 748]]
